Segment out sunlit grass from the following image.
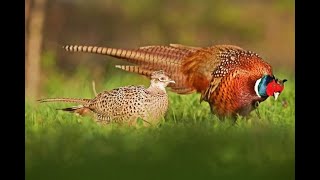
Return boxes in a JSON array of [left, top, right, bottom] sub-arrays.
[[26, 67, 295, 180]]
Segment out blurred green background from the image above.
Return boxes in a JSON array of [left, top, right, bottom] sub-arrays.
[[26, 0, 294, 99], [25, 0, 295, 179]]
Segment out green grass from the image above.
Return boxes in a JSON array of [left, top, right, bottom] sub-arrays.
[[25, 68, 295, 180]]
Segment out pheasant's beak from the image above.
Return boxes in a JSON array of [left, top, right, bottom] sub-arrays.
[[274, 92, 280, 100], [168, 80, 175, 84]]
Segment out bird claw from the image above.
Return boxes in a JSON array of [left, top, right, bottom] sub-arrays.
[[254, 101, 261, 119], [254, 101, 260, 108]]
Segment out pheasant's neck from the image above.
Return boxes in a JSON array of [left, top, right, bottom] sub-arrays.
[[147, 83, 167, 94], [254, 76, 270, 98]]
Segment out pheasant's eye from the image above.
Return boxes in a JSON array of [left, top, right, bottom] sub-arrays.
[[159, 77, 165, 81]]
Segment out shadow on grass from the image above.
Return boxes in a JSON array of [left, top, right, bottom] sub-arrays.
[[26, 120, 294, 180]]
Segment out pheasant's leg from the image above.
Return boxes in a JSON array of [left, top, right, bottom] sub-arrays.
[[230, 116, 238, 126], [141, 118, 152, 127], [133, 117, 152, 127], [254, 101, 261, 119], [225, 117, 238, 130]]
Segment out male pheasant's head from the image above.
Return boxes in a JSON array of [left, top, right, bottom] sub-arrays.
[[254, 75, 287, 100], [150, 70, 175, 88]]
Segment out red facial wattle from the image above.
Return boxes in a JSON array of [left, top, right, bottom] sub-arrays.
[[266, 80, 285, 97]]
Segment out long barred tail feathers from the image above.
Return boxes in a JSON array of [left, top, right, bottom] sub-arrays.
[[115, 65, 156, 77], [63, 44, 197, 94], [62, 44, 189, 68]]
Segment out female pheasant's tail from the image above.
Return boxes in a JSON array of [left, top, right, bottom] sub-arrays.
[[56, 105, 92, 116], [37, 98, 92, 115], [37, 97, 91, 104]]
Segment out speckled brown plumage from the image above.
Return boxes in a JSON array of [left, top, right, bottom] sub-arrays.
[[63, 44, 286, 118], [38, 70, 175, 125]]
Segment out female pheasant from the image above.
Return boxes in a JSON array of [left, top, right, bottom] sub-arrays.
[[63, 44, 287, 118], [38, 70, 175, 125]]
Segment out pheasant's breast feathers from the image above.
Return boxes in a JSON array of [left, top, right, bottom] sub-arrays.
[[202, 46, 274, 116], [208, 68, 268, 117]]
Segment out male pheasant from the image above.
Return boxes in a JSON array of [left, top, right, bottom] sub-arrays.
[[63, 44, 287, 118], [38, 70, 175, 125]]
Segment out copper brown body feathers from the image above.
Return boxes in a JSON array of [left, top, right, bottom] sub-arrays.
[[63, 44, 276, 118]]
